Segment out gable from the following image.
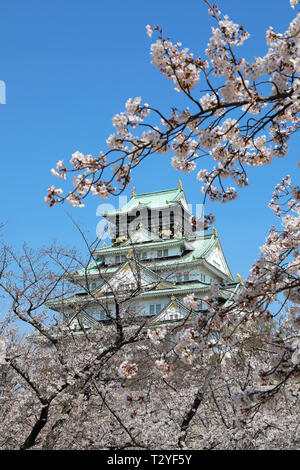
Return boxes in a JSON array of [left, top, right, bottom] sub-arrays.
[[94, 261, 171, 296], [206, 243, 231, 276], [66, 309, 99, 330], [150, 299, 189, 324], [125, 227, 160, 244]]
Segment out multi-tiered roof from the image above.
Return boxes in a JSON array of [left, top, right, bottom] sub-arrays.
[[47, 183, 240, 330]]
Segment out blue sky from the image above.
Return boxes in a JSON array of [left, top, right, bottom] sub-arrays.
[[0, 0, 298, 281]]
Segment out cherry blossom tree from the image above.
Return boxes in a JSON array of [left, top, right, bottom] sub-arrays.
[[0, 0, 299, 450], [45, 0, 299, 423], [0, 213, 298, 450], [46, 0, 299, 208]]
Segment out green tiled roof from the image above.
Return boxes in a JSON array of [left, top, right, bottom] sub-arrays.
[[102, 187, 184, 216], [183, 235, 217, 262], [46, 281, 211, 310], [46, 279, 240, 311], [94, 237, 184, 255], [74, 234, 215, 277]]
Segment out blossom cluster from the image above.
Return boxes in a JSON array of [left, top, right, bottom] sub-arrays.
[[174, 328, 200, 365], [147, 327, 167, 345], [118, 361, 138, 379], [150, 36, 204, 93], [183, 294, 199, 310], [155, 358, 173, 378]]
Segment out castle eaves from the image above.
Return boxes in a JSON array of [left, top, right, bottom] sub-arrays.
[[102, 187, 185, 217]]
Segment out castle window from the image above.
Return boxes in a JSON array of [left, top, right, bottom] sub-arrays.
[[115, 255, 126, 264], [147, 208, 152, 233], [200, 273, 206, 282], [116, 214, 120, 239], [157, 249, 168, 258], [184, 272, 189, 281], [149, 304, 161, 315], [159, 211, 163, 236], [170, 211, 174, 238], [169, 313, 179, 321], [119, 282, 136, 292]]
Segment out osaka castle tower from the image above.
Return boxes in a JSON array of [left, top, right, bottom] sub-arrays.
[[47, 182, 240, 330]]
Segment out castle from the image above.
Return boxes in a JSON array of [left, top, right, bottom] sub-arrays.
[[47, 183, 240, 330]]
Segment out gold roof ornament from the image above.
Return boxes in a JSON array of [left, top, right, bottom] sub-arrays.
[[156, 283, 169, 290], [236, 273, 244, 285], [126, 249, 133, 259], [212, 226, 218, 237], [178, 179, 183, 191], [171, 295, 176, 300], [101, 242, 106, 248], [131, 187, 136, 198]]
